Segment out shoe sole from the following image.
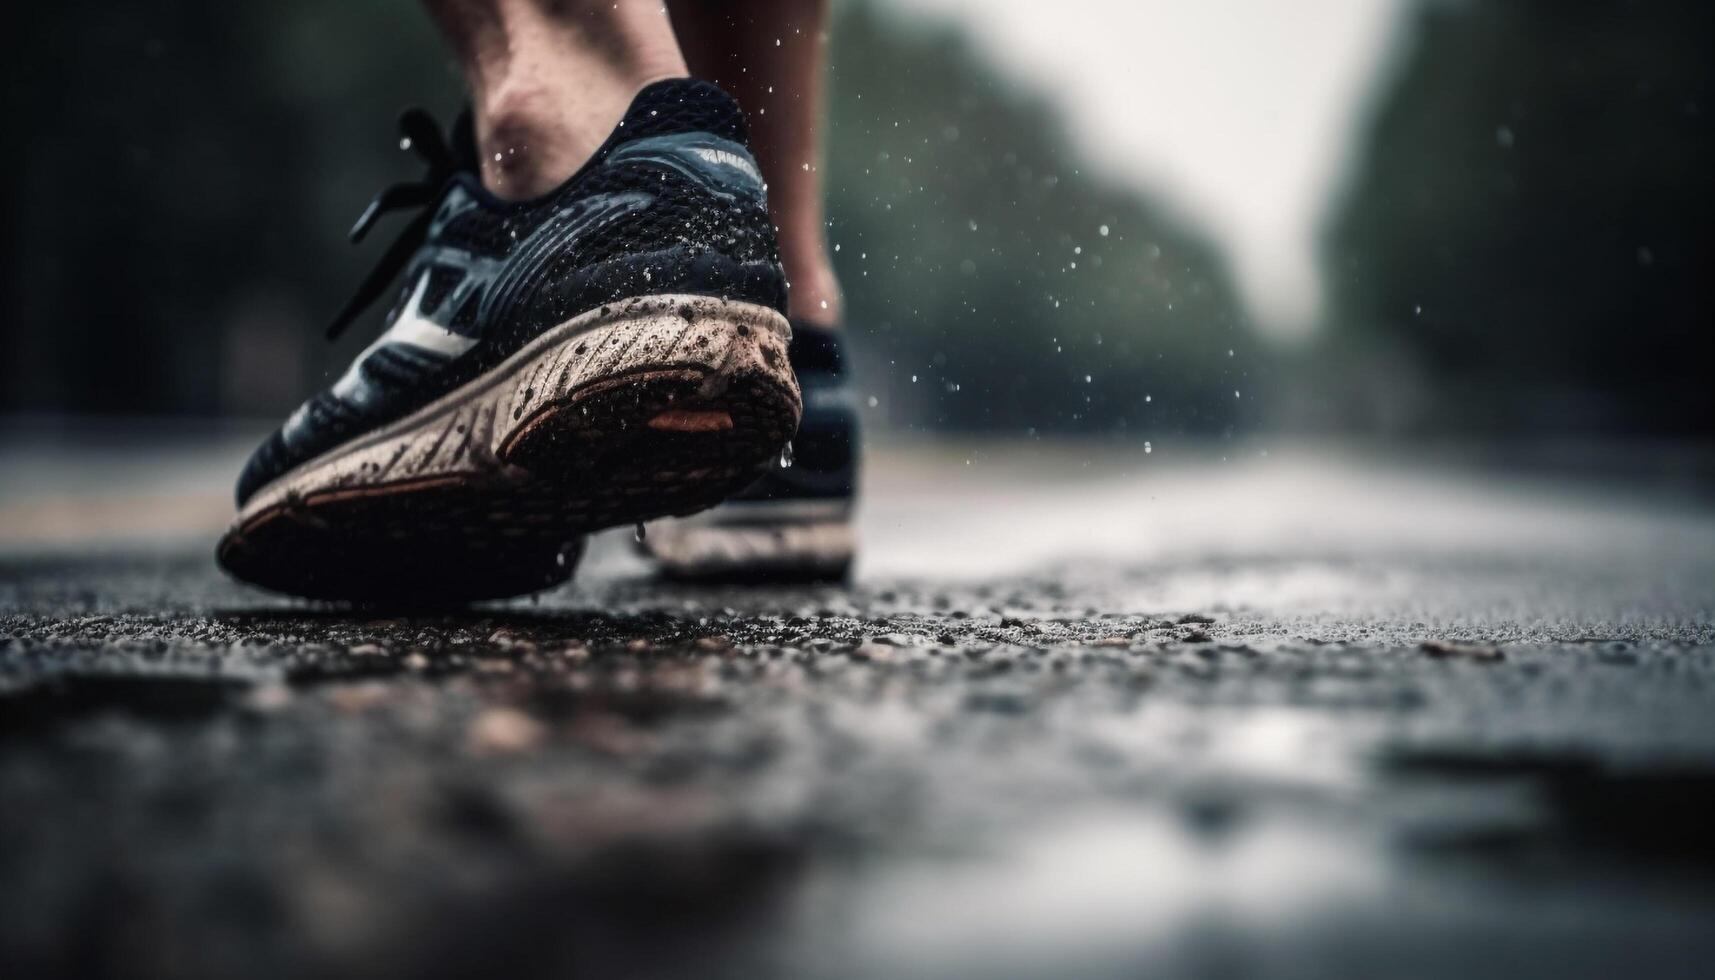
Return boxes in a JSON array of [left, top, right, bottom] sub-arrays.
[[217, 294, 800, 602], [642, 500, 855, 584]]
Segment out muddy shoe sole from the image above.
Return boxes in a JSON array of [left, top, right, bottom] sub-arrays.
[[217, 295, 800, 603]]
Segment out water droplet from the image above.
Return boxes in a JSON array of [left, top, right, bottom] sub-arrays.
[[634, 523, 647, 543], [1099, 224, 1110, 237], [1144, 441, 1153, 454], [779, 442, 795, 468], [399, 137, 413, 151]]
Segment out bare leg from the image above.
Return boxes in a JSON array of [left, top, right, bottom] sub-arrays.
[[670, 0, 840, 327], [422, 0, 687, 200]]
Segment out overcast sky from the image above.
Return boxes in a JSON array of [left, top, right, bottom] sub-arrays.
[[888, 0, 1415, 340]]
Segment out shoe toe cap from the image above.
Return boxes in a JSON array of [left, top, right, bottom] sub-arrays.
[[234, 428, 292, 507]]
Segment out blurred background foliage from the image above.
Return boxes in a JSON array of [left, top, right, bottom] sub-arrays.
[[2, 0, 1707, 439], [823, 3, 1250, 436], [1316, 0, 1712, 436]]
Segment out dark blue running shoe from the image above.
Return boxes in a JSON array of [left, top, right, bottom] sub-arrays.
[[218, 79, 801, 602], [641, 320, 858, 581]]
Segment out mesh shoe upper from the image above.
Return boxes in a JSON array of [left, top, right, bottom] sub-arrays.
[[236, 79, 785, 506]]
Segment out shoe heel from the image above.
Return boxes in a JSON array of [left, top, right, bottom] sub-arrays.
[[495, 294, 801, 527]]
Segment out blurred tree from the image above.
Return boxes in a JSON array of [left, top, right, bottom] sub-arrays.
[[1321, 0, 1712, 435], [1, 1, 458, 418], [826, 2, 1250, 436]]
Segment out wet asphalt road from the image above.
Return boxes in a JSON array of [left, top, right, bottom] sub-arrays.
[[3, 436, 1715, 979]]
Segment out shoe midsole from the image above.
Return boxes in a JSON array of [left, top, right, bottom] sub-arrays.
[[234, 294, 795, 526], [655, 498, 852, 528]]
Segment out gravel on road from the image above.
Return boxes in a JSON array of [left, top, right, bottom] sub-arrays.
[[4, 440, 1715, 979]]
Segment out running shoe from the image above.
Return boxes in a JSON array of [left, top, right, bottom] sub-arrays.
[[218, 79, 800, 602], [640, 319, 857, 582]]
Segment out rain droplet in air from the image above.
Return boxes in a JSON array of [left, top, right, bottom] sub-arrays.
[[779, 441, 795, 468], [1144, 441, 1153, 454]]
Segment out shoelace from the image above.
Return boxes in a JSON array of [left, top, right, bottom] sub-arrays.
[[325, 109, 463, 340]]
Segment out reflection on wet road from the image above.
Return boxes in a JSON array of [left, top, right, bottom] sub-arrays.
[[3, 436, 1714, 978]]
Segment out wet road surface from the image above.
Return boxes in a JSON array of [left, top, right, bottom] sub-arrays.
[[4, 435, 1715, 979]]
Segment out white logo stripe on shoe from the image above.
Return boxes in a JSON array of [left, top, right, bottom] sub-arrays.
[[331, 272, 476, 403]]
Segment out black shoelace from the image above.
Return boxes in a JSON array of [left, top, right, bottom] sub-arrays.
[[325, 109, 463, 340]]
